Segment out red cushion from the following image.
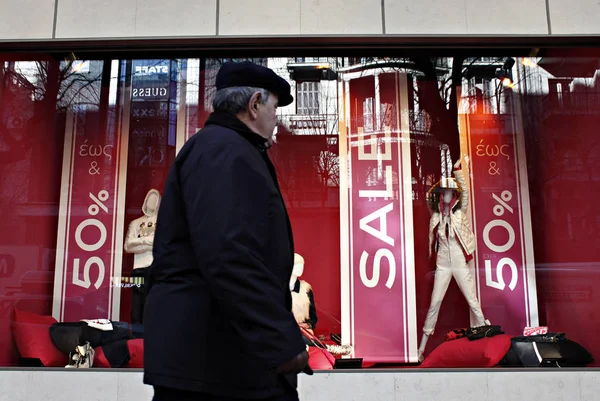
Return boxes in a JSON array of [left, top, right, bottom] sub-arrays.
[[12, 309, 67, 367], [308, 347, 334, 370], [127, 339, 144, 368], [94, 339, 144, 368], [420, 334, 511, 368]]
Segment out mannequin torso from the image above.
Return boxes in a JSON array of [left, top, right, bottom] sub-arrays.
[[124, 189, 161, 269]]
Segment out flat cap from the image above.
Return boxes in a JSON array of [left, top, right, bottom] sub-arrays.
[[215, 61, 294, 107]]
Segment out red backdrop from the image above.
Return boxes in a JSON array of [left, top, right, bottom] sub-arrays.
[[0, 76, 66, 365], [1, 61, 599, 368]]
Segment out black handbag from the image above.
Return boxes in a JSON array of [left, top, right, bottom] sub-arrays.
[[466, 325, 504, 341], [503, 338, 593, 367]]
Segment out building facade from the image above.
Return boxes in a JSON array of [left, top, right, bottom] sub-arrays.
[[1, 1, 600, 400]]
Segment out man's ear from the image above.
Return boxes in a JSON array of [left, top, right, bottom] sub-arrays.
[[247, 91, 263, 119]]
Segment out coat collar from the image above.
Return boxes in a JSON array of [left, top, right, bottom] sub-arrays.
[[204, 111, 294, 261], [205, 111, 269, 150], [204, 111, 295, 265]]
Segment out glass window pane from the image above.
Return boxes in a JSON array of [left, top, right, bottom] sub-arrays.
[[1, 51, 599, 370]]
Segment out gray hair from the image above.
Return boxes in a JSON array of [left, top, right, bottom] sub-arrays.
[[212, 86, 270, 115]]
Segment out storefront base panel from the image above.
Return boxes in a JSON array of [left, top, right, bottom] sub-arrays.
[[0, 368, 599, 401]]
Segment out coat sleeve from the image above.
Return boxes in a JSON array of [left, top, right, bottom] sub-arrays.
[[179, 142, 306, 371]]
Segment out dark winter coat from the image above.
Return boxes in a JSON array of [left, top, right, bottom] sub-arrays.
[[143, 111, 306, 399]]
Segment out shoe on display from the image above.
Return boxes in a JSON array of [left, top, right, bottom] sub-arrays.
[[64, 342, 95, 368], [65, 352, 80, 368], [326, 344, 353, 356]]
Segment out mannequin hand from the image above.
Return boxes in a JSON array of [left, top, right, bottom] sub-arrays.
[[453, 158, 462, 170]]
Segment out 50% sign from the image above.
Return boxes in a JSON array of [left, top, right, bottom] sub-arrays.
[[72, 190, 110, 289], [483, 190, 519, 292]]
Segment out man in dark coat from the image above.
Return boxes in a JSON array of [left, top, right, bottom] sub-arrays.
[[143, 61, 310, 401]]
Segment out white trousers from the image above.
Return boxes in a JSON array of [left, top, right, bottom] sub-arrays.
[[422, 237, 486, 335]]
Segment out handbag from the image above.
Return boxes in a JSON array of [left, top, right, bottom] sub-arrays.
[[299, 326, 336, 368], [466, 325, 504, 341], [512, 332, 567, 343]]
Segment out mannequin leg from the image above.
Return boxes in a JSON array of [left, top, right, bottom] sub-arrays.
[[453, 264, 486, 327], [419, 264, 453, 360], [422, 265, 453, 335], [418, 333, 429, 362]]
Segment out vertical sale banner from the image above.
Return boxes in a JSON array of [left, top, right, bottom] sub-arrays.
[[462, 112, 539, 334], [339, 71, 417, 363], [53, 106, 129, 322]]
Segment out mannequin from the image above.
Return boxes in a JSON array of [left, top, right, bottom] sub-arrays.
[[290, 253, 318, 333], [418, 156, 489, 362], [124, 188, 161, 324], [290, 253, 353, 356]]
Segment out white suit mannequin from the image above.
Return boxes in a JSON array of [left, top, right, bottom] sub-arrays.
[[124, 188, 161, 324], [418, 157, 488, 361]]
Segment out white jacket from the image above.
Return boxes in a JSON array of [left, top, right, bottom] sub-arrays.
[[428, 168, 476, 258], [291, 280, 312, 325], [124, 189, 161, 269]]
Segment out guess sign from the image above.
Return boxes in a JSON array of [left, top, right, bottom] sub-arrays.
[[132, 87, 169, 99], [131, 60, 172, 102]]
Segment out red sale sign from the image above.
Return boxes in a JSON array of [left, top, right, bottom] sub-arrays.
[[340, 71, 417, 363], [53, 108, 129, 322], [463, 113, 539, 334]]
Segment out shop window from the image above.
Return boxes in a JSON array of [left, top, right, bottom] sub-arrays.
[[1, 51, 599, 371]]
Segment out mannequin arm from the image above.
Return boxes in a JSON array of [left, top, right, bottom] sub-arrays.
[[428, 228, 434, 259], [428, 215, 437, 259], [124, 222, 154, 253], [453, 161, 469, 213]]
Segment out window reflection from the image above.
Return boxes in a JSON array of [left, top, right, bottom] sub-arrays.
[[0, 52, 599, 369]]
